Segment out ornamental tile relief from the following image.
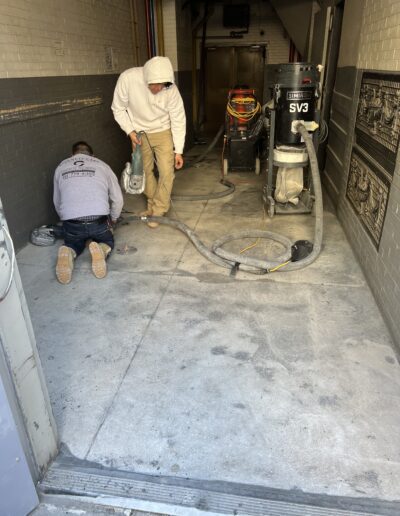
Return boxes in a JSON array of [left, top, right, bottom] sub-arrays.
[[346, 72, 399, 249], [346, 148, 390, 249]]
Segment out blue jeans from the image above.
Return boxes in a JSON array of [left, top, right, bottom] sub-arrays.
[[63, 218, 114, 256]]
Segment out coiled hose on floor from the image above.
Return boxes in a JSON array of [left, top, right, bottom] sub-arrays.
[[125, 123, 323, 275], [171, 125, 236, 202]]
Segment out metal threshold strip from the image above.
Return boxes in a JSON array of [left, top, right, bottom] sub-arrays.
[[39, 453, 400, 516]]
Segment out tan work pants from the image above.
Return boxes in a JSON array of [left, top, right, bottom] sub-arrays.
[[141, 129, 175, 216]]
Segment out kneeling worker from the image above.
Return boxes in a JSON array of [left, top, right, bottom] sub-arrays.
[[53, 141, 123, 284], [112, 56, 186, 227]]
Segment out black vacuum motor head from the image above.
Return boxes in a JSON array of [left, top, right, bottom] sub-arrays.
[[291, 240, 313, 262]]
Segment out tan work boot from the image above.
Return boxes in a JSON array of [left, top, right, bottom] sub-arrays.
[[89, 242, 111, 279], [56, 245, 75, 284], [147, 212, 164, 228]]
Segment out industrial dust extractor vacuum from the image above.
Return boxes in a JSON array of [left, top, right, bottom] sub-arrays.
[[263, 63, 321, 217]]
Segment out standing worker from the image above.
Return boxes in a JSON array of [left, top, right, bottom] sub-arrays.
[[53, 141, 123, 284], [112, 56, 186, 228]]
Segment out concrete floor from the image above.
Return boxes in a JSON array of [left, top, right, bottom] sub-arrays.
[[31, 494, 162, 516], [32, 501, 159, 516], [18, 151, 400, 504]]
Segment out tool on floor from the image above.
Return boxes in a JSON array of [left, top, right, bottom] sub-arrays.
[[263, 62, 322, 217], [30, 225, 65, 246]]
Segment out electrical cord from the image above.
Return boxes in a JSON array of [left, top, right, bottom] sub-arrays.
[[227, 97, 261, 121], [0, 223, 15, 302], [318, 119, 329, 144]]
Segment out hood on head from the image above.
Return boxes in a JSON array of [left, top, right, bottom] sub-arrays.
[[143, 56, 174, 85]]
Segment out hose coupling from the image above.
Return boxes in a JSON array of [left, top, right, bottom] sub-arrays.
[[291, 120, 319, 134]]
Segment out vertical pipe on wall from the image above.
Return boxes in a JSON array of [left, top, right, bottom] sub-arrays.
[[197, 1, 209, 131], [149, 0, 157, 56], [289, 39, 295, 62], [145, 0, 153, 58], [192, 6, 213, 130], [130, 0, 140, 65], [192, 21, 202, 127], [318, 6, 332, 111], [156, 0, 165, 56]]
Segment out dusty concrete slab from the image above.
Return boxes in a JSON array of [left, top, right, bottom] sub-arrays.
[[19, 263, 171, 458], [18, 150, 400, 504], [85, 276, 400, 499]]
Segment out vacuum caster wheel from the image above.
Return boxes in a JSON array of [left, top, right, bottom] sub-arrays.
[[223, 158, 229, 176], [268, 204, 275, 218], [266, 195, 275, 218], [255, 157, 260, 175]]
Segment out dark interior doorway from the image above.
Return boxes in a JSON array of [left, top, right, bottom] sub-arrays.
[[204, 45, 265, 134]]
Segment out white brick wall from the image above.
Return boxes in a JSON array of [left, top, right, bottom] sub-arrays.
[[162, 0, 178, 71], [0, 0, 136, 78], [358, 0, 400, 71], [334, 0, 400, 346]]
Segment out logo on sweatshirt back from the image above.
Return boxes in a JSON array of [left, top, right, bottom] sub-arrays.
[[62, 169, 95, 179]]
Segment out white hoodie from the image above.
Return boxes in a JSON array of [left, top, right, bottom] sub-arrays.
[[112, 57, 186, 154]]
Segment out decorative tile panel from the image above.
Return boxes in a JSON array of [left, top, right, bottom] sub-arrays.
[[346, 148, 390, 249], [355, 72, 400, 174]]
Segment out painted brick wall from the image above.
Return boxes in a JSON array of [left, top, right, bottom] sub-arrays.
[[358, 0, 400, 71], [331, 0, 400, 348], [0, 1, 137, 249], [0, 75, 131, 250], [0, 0, 136, 78], [162, 0, 178, 70], [162, 0, 192, 72]]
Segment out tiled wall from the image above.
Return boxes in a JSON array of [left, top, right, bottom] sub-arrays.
[[162, 0, 178, 70], [0, 0, 136, 249], [358, 0, 400, 71], [0, 0, 136, 78], [325, 0, 400, 348], [0, 75, 131, 250]]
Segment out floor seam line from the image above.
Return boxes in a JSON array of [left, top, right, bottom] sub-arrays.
[[83, 264, 178, 460], [83, 202, 209, 461]]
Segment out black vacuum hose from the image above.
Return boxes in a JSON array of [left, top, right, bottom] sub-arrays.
[[124, 123, 323, 275], [280, 122, 323, 271], [171, 125, 235, 202], [171, 179, 235, 201], [186, 124, 224, 167]]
